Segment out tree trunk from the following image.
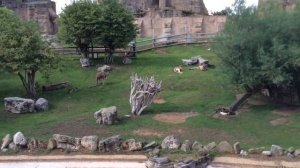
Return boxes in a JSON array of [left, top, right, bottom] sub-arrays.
[[229, 92, 252, 112], [105, 48, 114, 64], [18, 70, 37, 98]]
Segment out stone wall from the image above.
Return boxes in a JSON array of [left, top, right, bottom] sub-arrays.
[[0, 0, 57, 34], [135, 15, 226, 38]]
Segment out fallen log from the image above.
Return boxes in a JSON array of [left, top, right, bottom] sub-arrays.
[[229, 92, 252, 112], [42, 82, 70, 91]]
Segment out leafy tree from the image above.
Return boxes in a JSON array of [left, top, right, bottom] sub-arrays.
[[97, 0, 136, 63], [214, 0, 300, 105], [58, 0, 101, 58], [0, 8, 57, 98], [212, 8, 231, 16]]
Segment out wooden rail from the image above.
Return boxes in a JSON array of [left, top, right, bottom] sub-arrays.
[[53, 33, 216, 56]]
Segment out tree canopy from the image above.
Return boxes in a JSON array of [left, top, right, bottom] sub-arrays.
[[0, 7, 58, 98], [214, 0, 300, 103], [59, 0, 136, 64]]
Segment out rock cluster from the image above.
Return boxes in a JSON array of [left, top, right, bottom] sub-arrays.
[[4, 97, 49, 114], [94, 106, 118, 125]]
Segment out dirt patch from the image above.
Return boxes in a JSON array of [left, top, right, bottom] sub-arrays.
[[153, 112, 198, 124], [133, 128, 163, 137], [273, 106, 300, 117], [270, 118, 289, 126], [153, 96, 166, 104]]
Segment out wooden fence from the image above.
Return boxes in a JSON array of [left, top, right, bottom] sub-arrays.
[[54, 33, 216, 56]]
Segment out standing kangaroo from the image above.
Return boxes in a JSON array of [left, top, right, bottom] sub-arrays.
[[96, 71, 109, 85]]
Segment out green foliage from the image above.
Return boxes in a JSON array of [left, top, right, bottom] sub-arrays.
[[214, 0, 300, 100], [0, 7, 58, 97], [58, 0, 100, 57], [97, 0, 137, 63]]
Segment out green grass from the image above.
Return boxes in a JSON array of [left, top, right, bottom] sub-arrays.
[[0, 44, 300, 149]]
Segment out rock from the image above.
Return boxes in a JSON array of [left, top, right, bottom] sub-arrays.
[[1, 134, 12, 150], [174, 160, 196, 168], [148, 147, 160, 158], [216, 141, 233, 154], [143, 141, 157, 150], [287, 152, 295, 159], [94, 106, 118, 125], [1, 148, 8, 153], [204, 142, 217, 152], [146, 157, 173, 168], [287, 147, 295, 154], [4, 97, 35, 114], [27, 138, 38, 150], [161, 135, 181, 150], [8, 142, 18, 151], [57, 143, 79, 152], [271, 145, 284, 156], [81, 136, 99, 151], [75, 138, 81, 147], [122, 139, 142, 151], [262, 151, 272, 156], [294, 148, 300, 156], [53, 134, 75, 144], [248, 147, 265, 154], [97, 65, 112, 72], [47, 139, 56, 150], [233, 142, 241, 154], [181, 140, 192, 152], [182, 59, 198, 66], [198, 146, 209, 156], [80, 57, 90, 67], [34, 98, 49, 111], [98, 135, 121, 152], [13, 132, 27, 146], [240, 150, 248, 157], [192, 141, 203, 151]]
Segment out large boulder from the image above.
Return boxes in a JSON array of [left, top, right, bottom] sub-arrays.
[[98, 135, 121, 152], [4, 97, 35, 114], [204, 142, 217, 152], [122, 139, 142, 151], [216, 141, 233, 154], [47, 139, 57, 150], [1, 134, 12, 150], [13, 132, 27, 146], [181, 140, 192, 152], [94, 106, 118, 125], [52, 134, 75, 144], [161, 135, 181, 150], [271, 145, 284, 156], [34, 98, 49, 111], [81, 136, 99, 151]]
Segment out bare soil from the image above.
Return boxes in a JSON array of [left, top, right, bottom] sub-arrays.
[[153, 96, 167, 104], [153, 112, 198, 124], [270, 118, 289, 126], [133, 128, 163, 137]]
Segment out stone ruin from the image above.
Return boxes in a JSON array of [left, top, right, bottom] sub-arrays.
[[0, 0, 58, 34]]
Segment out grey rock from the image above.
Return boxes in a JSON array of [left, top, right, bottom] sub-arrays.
[[35, 98, 49, 111], [98, 135, 121, 152], [262, 151, 272, 156], [1, 148, 8, 153], [148, 148, 160, 158], [294, 148, 300, 156], [80, 57, 90, 67], [57, 143, 79, 151], [146, 157, 173, 168], [192, 141, 203, 151], [27, 138, 38, 150], [81, 136, 99, 151], [233, 142, 241, 154], [4, 97, 35, 114], [1, 134, 12, 150], [248, 147, 265, 154], [13, 132, 27, 146], [204, 142, 217, 152], [240, 150, 248, 157], [161, 135, 181, 150], [122, 139, 142, 151], [271, 145, 284, 156], [53, 134, 75, 144], [216, 141, 233, 154], [181, 140, 192, 152], [97, 65, 112, 72], [288, 147, 295, 154], [47, 139, 56, 150], [94, 106, 118, 125], [287, 153, 295, 159], [8, 142, 18, 151], [198, 146, 208, 156], [174, 160, 196, 168]]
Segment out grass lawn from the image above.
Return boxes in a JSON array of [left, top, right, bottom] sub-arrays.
[[0, 44, 300, 149]]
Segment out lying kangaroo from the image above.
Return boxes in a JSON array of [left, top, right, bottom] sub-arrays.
[[96, 71, 109, 85]]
